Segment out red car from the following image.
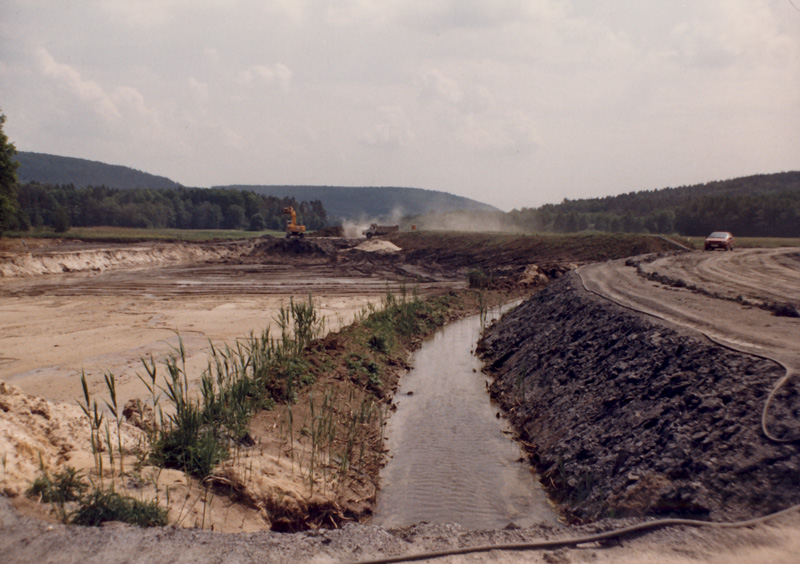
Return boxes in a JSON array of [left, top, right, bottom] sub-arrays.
[[704, 231, 735, 251]]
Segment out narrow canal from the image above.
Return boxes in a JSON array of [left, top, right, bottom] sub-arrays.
[[372, 308, 558, 529]]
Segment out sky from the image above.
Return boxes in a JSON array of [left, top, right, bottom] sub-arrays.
[[1, 0, 799, 211]]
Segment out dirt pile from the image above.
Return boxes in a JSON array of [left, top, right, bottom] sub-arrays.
[[478, 274, 800, 523], [0, 381, 142, 498], [238, 236, 357, 263], [352, 239, 401, 254]]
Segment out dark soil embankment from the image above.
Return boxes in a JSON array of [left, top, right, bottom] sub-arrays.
[[478, 274, 800, 523], [391, 231, 679, 276]]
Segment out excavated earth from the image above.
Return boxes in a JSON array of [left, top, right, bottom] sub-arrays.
[[479, 273, 800, 523], [3, 235, 800, 563]]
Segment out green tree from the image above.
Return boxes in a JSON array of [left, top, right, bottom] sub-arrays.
[[53, 206, 71, 233], [224, 204, 246, 230], [248, 213, 266, 231], [0, 109, 21, 234]]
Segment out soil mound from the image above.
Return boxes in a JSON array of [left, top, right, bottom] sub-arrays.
[[352, 239, 401, 254], [242, 237, 353, 262], [308, 225, 344, 237], [390, 232, 678, 283], [478, 274, 800, 523]]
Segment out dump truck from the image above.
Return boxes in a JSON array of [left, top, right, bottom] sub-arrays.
[[282, 206, 306, 238], [362, 224, 399, 238]]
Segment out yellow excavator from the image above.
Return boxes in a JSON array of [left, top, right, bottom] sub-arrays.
[[282, 206, 306, 238]]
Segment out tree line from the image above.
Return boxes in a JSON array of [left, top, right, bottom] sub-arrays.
[[11, 183, 329, 233], [508, 172, 800, 237]]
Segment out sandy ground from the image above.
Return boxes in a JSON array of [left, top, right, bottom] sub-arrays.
[[2, 240, 800, 563], [0, 238, 459, 528], [1, 287, 382, 406], [3, 495, 800, 564], [0, 238, 429, 408]]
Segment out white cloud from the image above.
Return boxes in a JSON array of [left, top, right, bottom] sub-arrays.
[[458, 111, 540, 155], [413, 69, 539, 155], [187, 78, 210, 108], [264, 0, 308, 25], [667, 0, 798, 69], [2, 1, 797, 208], [96, 0, 238, 28], [203, 47, 221, 65], [359, 106, 415, 148], [418, 69, 463, 105], [392, 0, 568, 32], [235, 63, 292, 90], [96, 0, 180, 27], [34, 48, 121, 121], [325, 0, 390, 27]]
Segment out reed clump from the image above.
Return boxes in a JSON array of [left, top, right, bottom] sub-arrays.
[[151, 297, 325, 479]]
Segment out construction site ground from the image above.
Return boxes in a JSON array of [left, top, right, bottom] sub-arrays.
[[1, 233, 799, 563]]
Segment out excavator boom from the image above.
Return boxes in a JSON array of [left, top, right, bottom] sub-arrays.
[[282, 206, 306, 238]]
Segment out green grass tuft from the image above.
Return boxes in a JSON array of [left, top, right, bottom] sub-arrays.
[[71, 489, 168, 527]]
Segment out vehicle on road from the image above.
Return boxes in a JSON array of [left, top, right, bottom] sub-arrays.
[[362, 224, 399, 238], [704, 231, 734, 251]]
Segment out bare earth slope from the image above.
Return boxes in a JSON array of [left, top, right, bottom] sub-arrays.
[[478, 247, 800, 562]]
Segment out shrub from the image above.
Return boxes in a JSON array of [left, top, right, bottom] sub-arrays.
[[29, 466, 87, 504], [71, 489, 168, 527], [467, 268, 492, 289]]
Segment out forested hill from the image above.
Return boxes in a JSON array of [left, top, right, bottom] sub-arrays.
[[509, 172, 800, 237], [15, 152, 498, 222], [16, 152, 182, 190], [217, 185, 499, 222]]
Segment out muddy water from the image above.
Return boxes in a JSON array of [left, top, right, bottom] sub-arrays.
[[373, 309, 558, 529]]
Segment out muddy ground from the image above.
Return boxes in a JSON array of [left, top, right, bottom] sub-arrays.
[[2, 234, 800, 563]]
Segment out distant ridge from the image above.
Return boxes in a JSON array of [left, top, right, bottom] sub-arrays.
[[14, 152, 498, 222], [217, 185, 499, 222], [16, 152, 182, 190]]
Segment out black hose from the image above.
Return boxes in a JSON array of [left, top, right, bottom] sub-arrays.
[[348, 504, 800, 564]]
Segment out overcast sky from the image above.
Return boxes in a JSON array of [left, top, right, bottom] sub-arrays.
[[1, 0, 799, 210]]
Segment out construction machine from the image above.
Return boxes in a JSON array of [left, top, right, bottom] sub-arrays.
[[362, 224, 399, 238], [282, 206, 306, 238]]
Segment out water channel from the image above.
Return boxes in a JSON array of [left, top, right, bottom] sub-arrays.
[[372, 307, 558, 529]]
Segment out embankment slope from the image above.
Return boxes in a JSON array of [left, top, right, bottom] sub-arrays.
[[479, 273, 800, 523]]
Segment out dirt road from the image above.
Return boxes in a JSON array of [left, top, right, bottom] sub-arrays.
[[578, 248, 800, 388], [638, 248, 800, 307]]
